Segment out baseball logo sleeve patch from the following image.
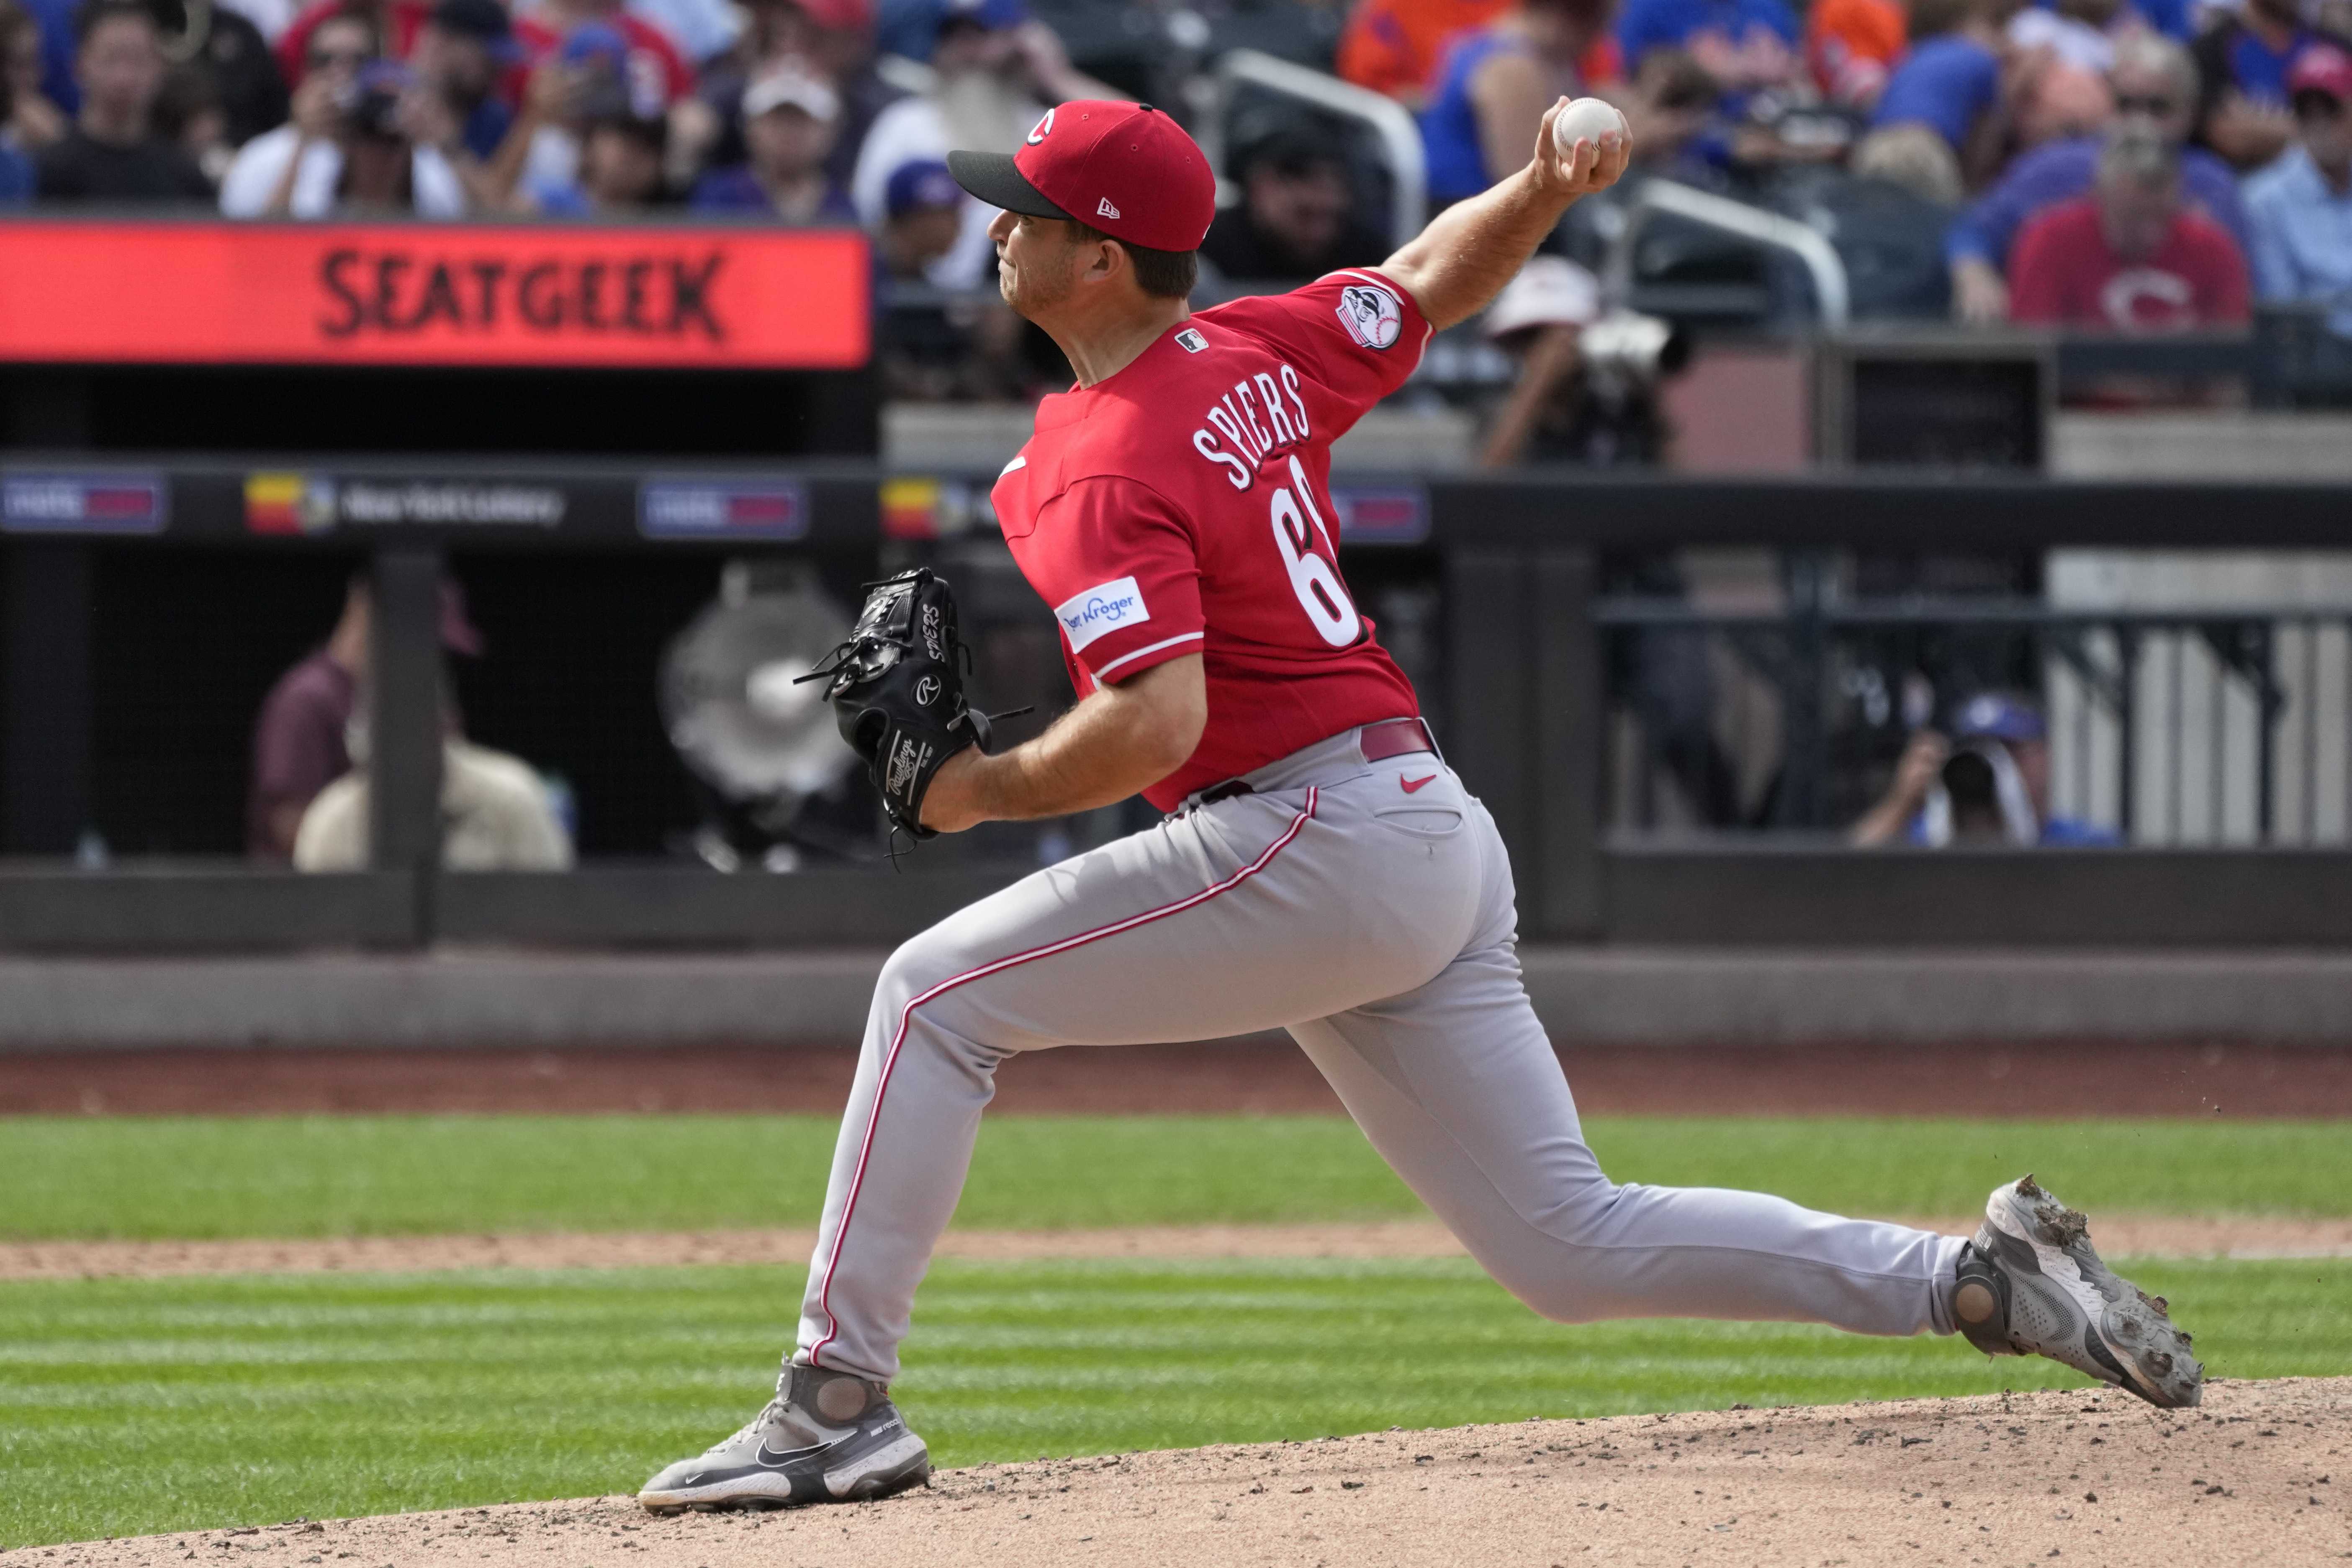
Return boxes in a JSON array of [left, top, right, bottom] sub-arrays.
[[1054, 576, 1151, 654], [1335, 281, 1403, 350]]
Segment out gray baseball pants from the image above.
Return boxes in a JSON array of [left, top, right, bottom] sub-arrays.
[[796, 726, 1968, 1382]]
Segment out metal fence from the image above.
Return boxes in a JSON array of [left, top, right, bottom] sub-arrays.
[[1597, 599, 2352, 846]]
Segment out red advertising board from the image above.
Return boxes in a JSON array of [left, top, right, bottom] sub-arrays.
[[0, 221, 870, 368]]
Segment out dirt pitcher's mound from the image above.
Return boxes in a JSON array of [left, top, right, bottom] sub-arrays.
[[9, 1216, 2352, 1280], [34, 1378, 2350, 1567]]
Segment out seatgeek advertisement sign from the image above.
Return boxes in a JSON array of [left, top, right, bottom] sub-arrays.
[[0, 223, 869, 368]]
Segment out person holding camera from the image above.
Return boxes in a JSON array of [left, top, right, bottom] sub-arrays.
[[1851, 693, 2119, 846], [218, 10, 463, 213]]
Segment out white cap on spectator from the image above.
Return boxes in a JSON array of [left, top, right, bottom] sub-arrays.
[[743, 63, 841, 123], [1482, 256, 1603, 340]]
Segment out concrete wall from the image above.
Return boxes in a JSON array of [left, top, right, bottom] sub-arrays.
[[2049, 411, 2352, 481], [8, 948, 2352, 1050]]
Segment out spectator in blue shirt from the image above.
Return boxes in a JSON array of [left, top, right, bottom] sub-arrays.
[[2244, 43, 2352, 339], [17, 0, 72, 116], [1872, 0, 2021, 182], [524, 90, 671, 213], [2, 0, 67, 154], [0, 114, 28, 200], [413, 0, 521, 163], [1421, 0, 1612, 208], [876, 0, 941, 62], [2192, 0, 2352, 169], [691, 62, 857, 221], [1947, 36, 2245, 320], [0, 0, 37, 197], [1618, 0, 1797, 85]]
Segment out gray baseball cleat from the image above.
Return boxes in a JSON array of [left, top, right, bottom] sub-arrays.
[[1949, 1174, 2202, 1408], [637, 1362, 930, 1513]]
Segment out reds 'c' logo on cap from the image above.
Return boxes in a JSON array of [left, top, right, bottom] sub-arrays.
[[954, 99, 1215, 253]]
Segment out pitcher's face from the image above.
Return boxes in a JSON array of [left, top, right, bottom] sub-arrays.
[[989, 209, 1085, 319]]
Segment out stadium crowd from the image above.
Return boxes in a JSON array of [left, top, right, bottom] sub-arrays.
[[0, 0, 2344, 348]]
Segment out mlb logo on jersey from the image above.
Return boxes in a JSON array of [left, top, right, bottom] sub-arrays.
[[1175, 328, 1207, 353], [1335, 280, 1403, 350], [1054, 576, 1150, 653]]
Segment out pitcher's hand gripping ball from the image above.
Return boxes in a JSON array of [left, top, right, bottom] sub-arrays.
[[1552, 96, 1628, 156], [804, 568, 993, 841]]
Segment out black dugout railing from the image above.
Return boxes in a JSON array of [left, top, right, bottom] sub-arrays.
[[4, 461, 2352, 950]]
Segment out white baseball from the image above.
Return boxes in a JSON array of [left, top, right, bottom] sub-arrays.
[[1551, 96, 1627, 157]]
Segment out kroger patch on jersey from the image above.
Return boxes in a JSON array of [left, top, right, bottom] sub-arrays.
[[1335, 280, 1402, 350], [1054, 576, 1149, 653]]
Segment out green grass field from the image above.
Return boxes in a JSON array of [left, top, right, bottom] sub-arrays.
[[6, 1113, 2349, 1239], [3, 1112, 2348, 1547], [5, 1256, 2347, 1549]]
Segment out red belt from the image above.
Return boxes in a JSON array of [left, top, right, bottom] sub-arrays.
[[1358, 716, 1437, 763], [1193, 718, 1437, 810]]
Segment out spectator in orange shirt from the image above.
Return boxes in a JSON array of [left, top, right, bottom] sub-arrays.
[[2008, 123, 2248, 328], [1807, 0, 1905, 109], [1338, 0, 1617, 109], [1337, 0, 1510, 107]]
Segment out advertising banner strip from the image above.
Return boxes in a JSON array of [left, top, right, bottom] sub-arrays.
[[640, 478, 810, 540], [1329, 485, 1429, 545], [0, 471, 168, 533], [0, 223, 870, 368]]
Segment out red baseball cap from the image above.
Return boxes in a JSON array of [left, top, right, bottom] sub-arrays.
[[946, 99, 1216, 254], [2288, 42, 2352, 104]]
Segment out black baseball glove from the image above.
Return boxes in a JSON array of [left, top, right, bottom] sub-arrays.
[[801, 568, 994, 842]]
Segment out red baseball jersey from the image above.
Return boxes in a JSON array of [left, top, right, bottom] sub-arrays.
[[991, 268, 1433, 812], [2008, 200, 2249, 332]]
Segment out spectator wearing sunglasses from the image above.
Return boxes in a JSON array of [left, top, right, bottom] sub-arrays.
[[1946, 34, 2244, 321], [278, 0, 431, 85], [2244, 43, 2352, 342]]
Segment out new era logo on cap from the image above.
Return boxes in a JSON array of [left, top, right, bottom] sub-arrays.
[[945, 100, 1216, 254]]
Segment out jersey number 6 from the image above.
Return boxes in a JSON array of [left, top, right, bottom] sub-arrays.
[[1270, 455, 1359, 648]]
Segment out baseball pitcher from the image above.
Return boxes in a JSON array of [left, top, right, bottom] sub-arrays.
[[639, 99, 2199, 1514]]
